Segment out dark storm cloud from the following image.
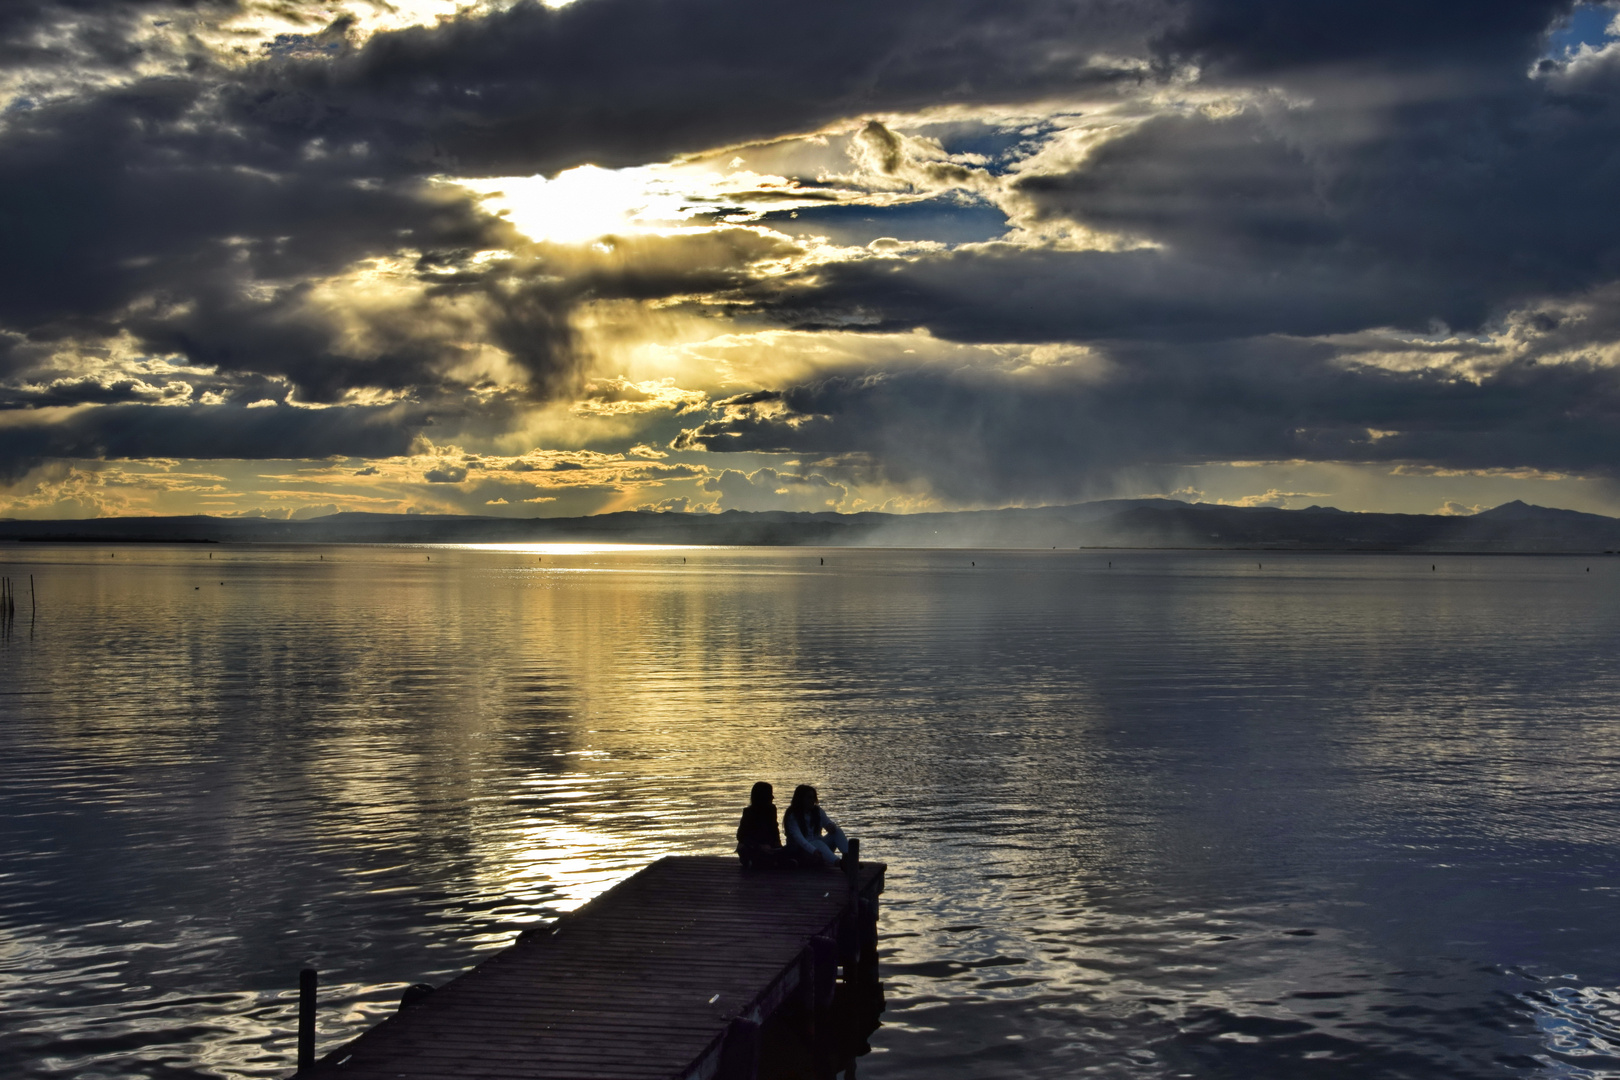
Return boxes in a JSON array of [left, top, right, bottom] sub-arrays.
[[0, 0, 822, 449], [0, 73, 527, 404], [0, 401, 428, 460], [708, 5, 1620, 495], [5, 0, 1619, 486], [1156, 0, 1571, 75], [675, 341, 1620, 504], [760, 246, 1447, 343], [764, 43, 1620, 345], [0, 0, 233, 73], [0, 51, 791, 418], [0, 376, 188, 408], [1007, 73, 1620, 330], [0, 233, 795, 458], [261, 0, 1159, 178]]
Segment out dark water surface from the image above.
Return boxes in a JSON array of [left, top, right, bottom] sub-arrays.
[[3, 545, 1619, 1079]]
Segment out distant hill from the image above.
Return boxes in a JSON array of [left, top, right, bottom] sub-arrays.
[[4, 499, 1620, 552]]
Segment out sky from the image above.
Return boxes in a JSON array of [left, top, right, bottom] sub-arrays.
[[4, 0, 1620, 520]]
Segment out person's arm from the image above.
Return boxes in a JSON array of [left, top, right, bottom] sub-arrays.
[[819, 808, 850, 857]]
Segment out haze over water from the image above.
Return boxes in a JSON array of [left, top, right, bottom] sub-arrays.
[[3, 545, 1619, 1079]]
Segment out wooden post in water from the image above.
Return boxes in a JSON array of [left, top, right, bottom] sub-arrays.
[[298, 968, 318, 1070], [810, 934, 837, 1011], [30, 574, 35, 615], [716, 1016, 760, 1080], [841, 837, 862, 976]]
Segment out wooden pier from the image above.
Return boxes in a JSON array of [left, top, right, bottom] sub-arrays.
[[295, 853, 886, 1080]]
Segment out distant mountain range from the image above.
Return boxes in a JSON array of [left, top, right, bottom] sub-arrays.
[[6, 499, 1620, 552]]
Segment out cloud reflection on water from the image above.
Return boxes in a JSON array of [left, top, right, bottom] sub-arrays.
[[2, 546, 1619, 1077]]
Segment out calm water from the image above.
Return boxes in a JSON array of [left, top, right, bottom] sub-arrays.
[[3, 545, 1620, 1079]]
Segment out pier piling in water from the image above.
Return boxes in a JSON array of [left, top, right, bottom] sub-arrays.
[[298, 968, 318, 1070], [293, 855, 885, 1079]]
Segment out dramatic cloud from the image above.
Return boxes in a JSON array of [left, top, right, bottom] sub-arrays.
[[262, 0, 1160, 177], [5, 0, 1620, 517]]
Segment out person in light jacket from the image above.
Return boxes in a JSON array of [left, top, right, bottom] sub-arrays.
[[784, 784, 849, 867]]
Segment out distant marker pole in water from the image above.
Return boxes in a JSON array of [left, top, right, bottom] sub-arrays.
[[298, 968, 318, 1069]]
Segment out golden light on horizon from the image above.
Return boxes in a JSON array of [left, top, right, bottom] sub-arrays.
[[452, 542, 711, 555]]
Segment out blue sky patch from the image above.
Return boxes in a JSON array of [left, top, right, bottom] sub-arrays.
[[1546, 2, 1617, 55]]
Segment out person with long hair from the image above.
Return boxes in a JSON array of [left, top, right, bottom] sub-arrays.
[[784, 784, 849, 867], [736, 781, 787, 869]]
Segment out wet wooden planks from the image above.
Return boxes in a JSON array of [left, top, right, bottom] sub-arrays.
[[297, 855, 885, 1080]]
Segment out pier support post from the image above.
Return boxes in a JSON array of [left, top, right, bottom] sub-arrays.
[[839, 838, 863, 976], [717, 1016, 760, 1080], [859, 896, 879, 976], [810, 935, 838, 1011], [298, 968, 317, 1070]]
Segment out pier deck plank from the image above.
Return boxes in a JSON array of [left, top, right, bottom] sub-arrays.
[[299, 856, 885, 1080]]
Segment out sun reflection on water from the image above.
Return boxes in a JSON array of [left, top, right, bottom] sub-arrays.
[[3, 546, 1620, 1078], [451, 542, 710, 556]]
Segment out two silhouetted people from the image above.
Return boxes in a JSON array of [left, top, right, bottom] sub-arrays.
[[736, 781, 850, 869]]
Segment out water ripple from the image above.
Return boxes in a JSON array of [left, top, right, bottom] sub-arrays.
[[3, 546, 1619, 1077]]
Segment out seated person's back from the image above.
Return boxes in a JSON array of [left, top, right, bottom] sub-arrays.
[[736, 781, 785, 867]]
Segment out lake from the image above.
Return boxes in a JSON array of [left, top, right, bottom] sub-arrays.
[[2, 544, 1619, 1079]]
